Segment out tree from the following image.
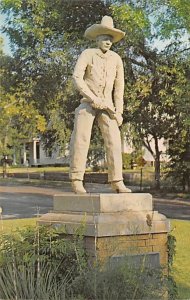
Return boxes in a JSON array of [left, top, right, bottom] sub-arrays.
[[0, 39, 46, 159], [166, 131, 190, 192], [148, 0, 190, 38], [111, 2, 190, 189], [0, 0, 111, 154], [164, 57, 190, 191]]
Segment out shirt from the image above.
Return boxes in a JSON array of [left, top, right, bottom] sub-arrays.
[[72, 48, 124, 114]]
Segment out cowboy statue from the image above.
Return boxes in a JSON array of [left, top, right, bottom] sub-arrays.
[[69, 15, 132, 194]]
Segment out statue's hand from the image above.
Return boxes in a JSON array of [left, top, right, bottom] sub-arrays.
[[115, 112, 123, 126], [91, 100, 121, 125], [91, 99, 106, 110]]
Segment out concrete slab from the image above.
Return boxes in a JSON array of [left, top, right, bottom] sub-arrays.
[[39, 210, 169, 237], [53, 193, 153, 213]]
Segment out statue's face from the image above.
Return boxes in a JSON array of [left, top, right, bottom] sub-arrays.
[[96, 35, 113, 53]]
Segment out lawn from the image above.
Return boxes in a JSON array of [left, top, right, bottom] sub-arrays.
[[1, 165, 155, 174], [1, 218, 37, 232], [1, 166, 70, 173], [170, 219, 190, 299], [1, 218, 190, 299]]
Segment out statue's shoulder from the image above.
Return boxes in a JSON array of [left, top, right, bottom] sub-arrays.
[[80, 48, 97, 56], [109, 50, 121, 59], [108, 51, 123, 66]]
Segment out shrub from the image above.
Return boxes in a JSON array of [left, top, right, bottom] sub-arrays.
[[0, 224, 87, 299], [71, 262, 168, 300], [167, 233, 178, 299], [122, 153, 133, 169], [0, 225, 178, 299], [0, 262, 69, 300]]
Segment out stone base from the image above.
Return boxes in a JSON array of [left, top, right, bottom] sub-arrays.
[[38, 193, 169, 268], [83, 233, 168, 268]]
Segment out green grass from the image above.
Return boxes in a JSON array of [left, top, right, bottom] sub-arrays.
[[1, 166, 69, 173], [0, 218, 37, 232], [170, 219, 190, 299], [1, 218, 190, 299], [1, 165, 155, 174]]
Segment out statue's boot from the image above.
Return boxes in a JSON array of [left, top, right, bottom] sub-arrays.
[[111, 180, 132, 193], [71, 180, 86, 194]]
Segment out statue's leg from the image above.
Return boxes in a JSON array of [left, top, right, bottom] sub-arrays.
[[69, 103, 95, 182], [98, 112, 123, 182], [98, 112, 131, 192]]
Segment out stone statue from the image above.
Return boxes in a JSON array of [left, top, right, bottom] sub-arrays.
[[69, 16, 132, 194]]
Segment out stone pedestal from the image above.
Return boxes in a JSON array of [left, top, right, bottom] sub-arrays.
[[39, 193, 169, 267]]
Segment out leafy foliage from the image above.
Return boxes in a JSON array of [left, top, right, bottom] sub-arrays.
[[111, 2, 190, 188], [0, 36, 46, 157], [0, 224, 86, 276], [0, 0, 111, 154], [72, 262, 168, 300], [0, 224, 87, 299], [167, 233, 178, 299], [0, 224, 177, 299], [166, 132, 190, 191]]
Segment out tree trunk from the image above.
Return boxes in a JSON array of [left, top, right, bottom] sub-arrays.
[[154, 157, 161, 190], [184, 172, 190, 192], [143, 135, 161, 190], [154, 137, 161, 190]]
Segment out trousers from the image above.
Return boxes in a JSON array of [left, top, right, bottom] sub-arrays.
[[69, 102, 123, 182]]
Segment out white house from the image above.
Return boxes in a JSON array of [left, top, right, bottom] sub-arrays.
[[122, 136, 169, 166], [20, 136, 169, 167], [20, 138, 69, 166]]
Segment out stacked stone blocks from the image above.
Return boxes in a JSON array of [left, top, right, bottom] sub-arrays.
[[39, 193, 169, 268]]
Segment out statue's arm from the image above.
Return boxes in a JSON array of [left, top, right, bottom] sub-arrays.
[[72, 50, 99, 104], [113, 56, 124, 115]]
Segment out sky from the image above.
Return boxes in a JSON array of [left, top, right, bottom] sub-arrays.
[[0, 13, 12, 55]]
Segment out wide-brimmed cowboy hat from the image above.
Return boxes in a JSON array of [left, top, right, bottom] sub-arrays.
[[84, 16, 125, 43]]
